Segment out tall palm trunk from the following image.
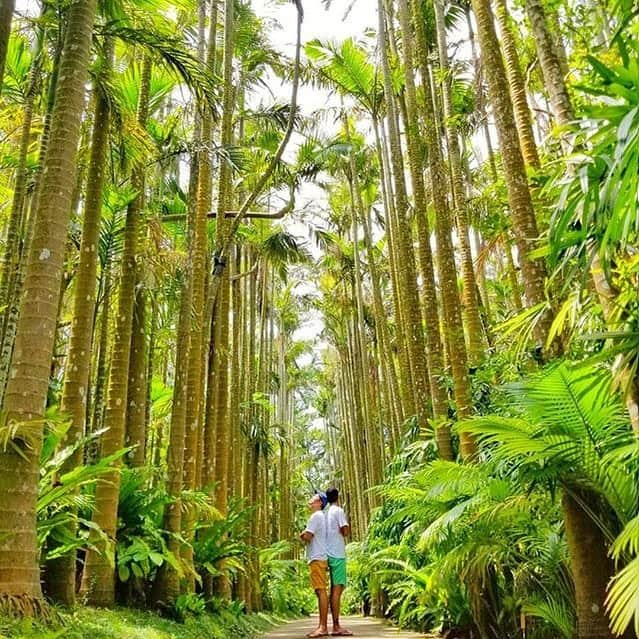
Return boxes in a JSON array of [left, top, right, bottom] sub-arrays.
[[0, 0, 98, 604], [433, 0, 486, 365], [0, 0, 14, 94], [0, 31, 61, 401], [181, 3, 217, 590], [345, 123, 402, 447], [80, 56, 153, 607], [371, 118, 412, 424], [45, 43, 113, 606], [465, 5, 499, 182], [126, 287, 149, 467], [493, 0, 541, 169], [562, 490, 615, 639], [524, 0, 573, 127], [152, 274, 191, 603], [468, 0, 553, 348], [394, 0, 456, 458], [212, 0, 235, 530], [91, 262, 113, 441], [126, 286, 149, 467], [407, 0, 477, 457], [377, 1, 431, 431], [0, 55, 41, 366]]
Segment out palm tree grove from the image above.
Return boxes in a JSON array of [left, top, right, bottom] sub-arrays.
[[0, 0, 638, 637]]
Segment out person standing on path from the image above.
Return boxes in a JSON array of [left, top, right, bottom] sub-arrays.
[[325, 487, 353, 637], [301, 493, 330, 638]]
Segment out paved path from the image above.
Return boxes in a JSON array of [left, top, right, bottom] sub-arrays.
[[262, 616, 434, 638]]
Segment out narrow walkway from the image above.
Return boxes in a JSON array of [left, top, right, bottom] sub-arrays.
[[262, 616, 434, 638]]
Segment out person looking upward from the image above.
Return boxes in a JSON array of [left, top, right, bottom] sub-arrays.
[[325, 487, 353, 637], [300, 493, 329, 638]]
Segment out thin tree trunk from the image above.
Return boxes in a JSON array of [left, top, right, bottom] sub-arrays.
[[433, 0, 487, 365], [0, 0, 15, 94], [126, 286, 149, 467], [377, 2, 431, 432], [80, 55, 152, 607], [469, 0, 553, 349], [493, 0, 541, 169], [524, 0, 574, 127], [211, 0, 235, 599], [408, 0, 476, 458]]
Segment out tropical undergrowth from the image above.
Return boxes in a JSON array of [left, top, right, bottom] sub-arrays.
[[20, 413, 312, 632], [345, 363, 639, 639]]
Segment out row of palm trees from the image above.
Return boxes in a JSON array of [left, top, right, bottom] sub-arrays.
[[0, 0, 314, 615], [308, 0, 639, 637]]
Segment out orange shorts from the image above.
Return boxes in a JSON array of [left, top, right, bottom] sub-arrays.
[[309, 559, 328, 591]]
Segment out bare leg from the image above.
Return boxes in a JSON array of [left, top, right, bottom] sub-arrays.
[[331, 585, 351, 634], [308, 589, 329, 637]]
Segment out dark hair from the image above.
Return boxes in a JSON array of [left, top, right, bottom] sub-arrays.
[[326, 487, 339, 504]]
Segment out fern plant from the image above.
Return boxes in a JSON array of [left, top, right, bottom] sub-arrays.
[[462, 363, 639, 638]]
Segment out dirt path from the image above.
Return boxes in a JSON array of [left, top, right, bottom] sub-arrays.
[[262, 616, 434, 638]]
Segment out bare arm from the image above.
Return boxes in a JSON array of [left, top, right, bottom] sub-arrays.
[[340, 524, 350, 538], [300, 530, 313, 543]]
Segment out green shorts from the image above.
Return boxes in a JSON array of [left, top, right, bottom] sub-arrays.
[[328, 556, 347, 587]]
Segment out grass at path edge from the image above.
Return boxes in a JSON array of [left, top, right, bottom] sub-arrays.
[[0, 606, 287, 639]]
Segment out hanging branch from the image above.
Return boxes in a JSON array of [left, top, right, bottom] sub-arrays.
[[208, 0, 304, 298]]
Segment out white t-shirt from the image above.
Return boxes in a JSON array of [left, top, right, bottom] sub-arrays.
[[326, 504, 349, 559], [305, 510, 328, 563]]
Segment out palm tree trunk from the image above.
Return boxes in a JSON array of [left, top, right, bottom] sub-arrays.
[[469, 0, 553, 349], [524, 0, 573, 127], [91, 262, 112, 442], [371, 119, 412, 424], [394, 0, 455, 458], [377, 1, 431, 432], [152, 274, 192, 603], [80, 55, 152, 607], [211, 0, 235, 553], [0, 0, 14, 95], [45, 42, 113, 605], [408, 0, 476, 458], [126, 286, 149, 467], [0, 59, 40, 366], [0, 0, 98, 605], [433, 0, 487, 365], [562, 490, 615, 639], [493, 0, 541, 169], [181, 7, 218, 590], [0, 29, 60, 401], [465, 5, 499, 182]]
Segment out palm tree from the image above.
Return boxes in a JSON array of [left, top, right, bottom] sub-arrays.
[[407, 0, 476, 458], [0, 0, 15, 93], [44, 39, 114, 607], [468, 0, 554, 350], [80, 56, 153, 608], [377, 0, 432, 432], [465, 365, 635, 639], [0, 0, 99, 606], [432, 0, 487, 365], [492, 0, 541, 169], [523, 0, 574, 128]]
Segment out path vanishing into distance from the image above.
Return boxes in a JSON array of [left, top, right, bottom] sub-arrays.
[[263, 616, 435, 638]]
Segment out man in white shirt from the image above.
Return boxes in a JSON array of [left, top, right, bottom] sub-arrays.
[[300, 493, 329, 638], [325, 487, 353, 637]]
